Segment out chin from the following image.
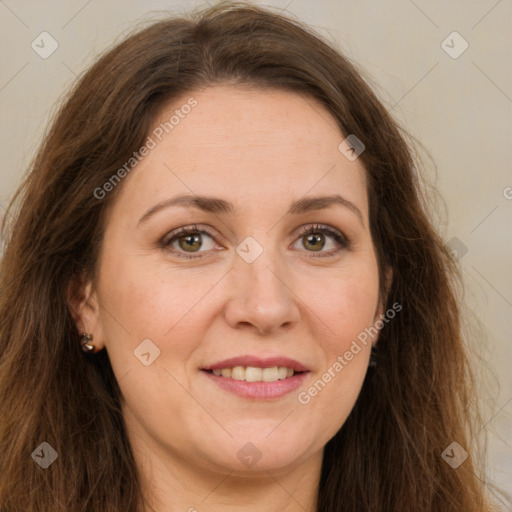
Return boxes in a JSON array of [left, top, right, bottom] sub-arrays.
[[195, 432, 316, 475]]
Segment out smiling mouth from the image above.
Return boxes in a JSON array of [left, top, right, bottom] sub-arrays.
[[204, 366, 302, 383]]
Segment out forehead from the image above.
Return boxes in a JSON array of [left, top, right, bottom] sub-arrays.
[[112, 85, 368, 221]]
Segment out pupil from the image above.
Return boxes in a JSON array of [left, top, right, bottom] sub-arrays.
[[306, 233, 324, 251], [181, 234, 200, 251]]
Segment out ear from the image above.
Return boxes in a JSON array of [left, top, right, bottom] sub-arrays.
[[67, 271, 105, 352]]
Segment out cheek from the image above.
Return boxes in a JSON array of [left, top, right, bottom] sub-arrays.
[[295, 252, 379, 420], [95, 254, 210, 411], [96, 250, 228, 383], [296, 269, 378, 439], [98, 248, 213, 336], [307, 257, 380, 352]]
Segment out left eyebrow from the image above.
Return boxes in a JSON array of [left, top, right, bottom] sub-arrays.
[[137, 193, 364, 226], [288, 194, 364, 225]]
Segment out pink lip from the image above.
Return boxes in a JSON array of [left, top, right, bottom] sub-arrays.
[[203, 355, 309, 373], [202, 370, 309, 400], [201, 355, 310, 400]]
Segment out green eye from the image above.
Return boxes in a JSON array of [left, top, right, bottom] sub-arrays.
[[162, 225, 217, 259], [302, 232, 326, 251], [293, 224, 349, 257]]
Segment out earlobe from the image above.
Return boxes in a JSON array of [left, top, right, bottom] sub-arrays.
[[66, 273, 105, 352]]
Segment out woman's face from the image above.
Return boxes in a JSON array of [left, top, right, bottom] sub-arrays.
[[80, 85, 385, 476]]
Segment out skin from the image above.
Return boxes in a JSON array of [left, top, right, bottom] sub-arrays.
[[71, 85, 388, 512]]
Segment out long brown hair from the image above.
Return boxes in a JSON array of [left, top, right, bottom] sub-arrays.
[[0, 2, 508, 510]]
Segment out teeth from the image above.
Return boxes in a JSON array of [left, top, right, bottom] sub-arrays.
[[277, 366, 288, 380], [245, 367, 262, 382], [209, 366, 296, 382], [262, 367, 279, 382], [231, 366, 245, 380]]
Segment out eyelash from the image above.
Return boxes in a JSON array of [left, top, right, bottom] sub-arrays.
[[160, 223, 350, 260]]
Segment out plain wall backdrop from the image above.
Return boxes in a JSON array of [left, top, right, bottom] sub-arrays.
[[1, 0, 511, 502]]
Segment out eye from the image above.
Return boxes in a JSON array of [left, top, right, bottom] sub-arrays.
[[291, 224, 350, 257], [160, 223, 350, 260], [161, 224, 219, 259]]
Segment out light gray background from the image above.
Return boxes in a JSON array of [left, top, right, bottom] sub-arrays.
[[1, 0, 511, 502]]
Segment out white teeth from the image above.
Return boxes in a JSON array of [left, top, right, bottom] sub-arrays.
[[209, 365, 296, 382], [245, 367, 262, 382], [277, 366, 288, 380], [262, 367, 279, 382], [231, 366, 245, 380]]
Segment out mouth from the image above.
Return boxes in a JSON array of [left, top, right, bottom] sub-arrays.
[[201, 356, 310, 400]]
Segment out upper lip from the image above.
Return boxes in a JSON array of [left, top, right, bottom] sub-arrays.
[[203, 355, 310, 372]]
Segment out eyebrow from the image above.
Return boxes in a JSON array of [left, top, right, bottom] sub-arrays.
[[137, 193, 364, 226]]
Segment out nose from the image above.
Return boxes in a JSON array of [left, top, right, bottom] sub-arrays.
[[223, 248, 301, 336]]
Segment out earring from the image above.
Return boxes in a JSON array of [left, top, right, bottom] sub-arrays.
[[369, 345, 378, 367], [80, 333, 95, 353]]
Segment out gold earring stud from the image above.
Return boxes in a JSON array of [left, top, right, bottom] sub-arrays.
[[80, 333, 95, 353]]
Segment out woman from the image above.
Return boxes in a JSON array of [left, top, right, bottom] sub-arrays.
[[0, 2, 508, 511]]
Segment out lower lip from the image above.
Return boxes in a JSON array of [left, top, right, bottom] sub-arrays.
[[202, 370, 309, 400]]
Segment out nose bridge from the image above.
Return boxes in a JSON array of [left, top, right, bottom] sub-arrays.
[[245, 253, 285, 304], [240, 238, 287, 306], [225, 236, 300, 334]]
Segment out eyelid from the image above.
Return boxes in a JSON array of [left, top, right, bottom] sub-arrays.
[[294, 223, 348, 245], [160, 224, 223, 254], [292, 223, 350, 256]]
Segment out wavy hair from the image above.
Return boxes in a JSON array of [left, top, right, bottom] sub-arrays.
[[0, 1, 508, 510]]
